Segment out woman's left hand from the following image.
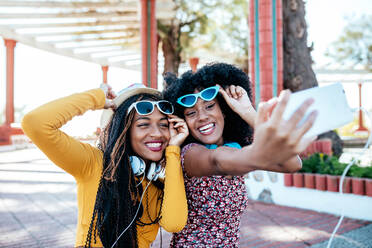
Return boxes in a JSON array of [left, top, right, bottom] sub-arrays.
[[168, 115, 189, 146], [218, 84, 256, 127]]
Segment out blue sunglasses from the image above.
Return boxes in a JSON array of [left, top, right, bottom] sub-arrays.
[[177, 85, 220, 107], [127, 100, 174, 116]]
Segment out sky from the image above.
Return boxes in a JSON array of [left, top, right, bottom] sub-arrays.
[[1, 0, 371, 136]]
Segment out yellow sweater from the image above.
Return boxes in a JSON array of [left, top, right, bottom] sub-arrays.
[[21, 89, 187, 247]]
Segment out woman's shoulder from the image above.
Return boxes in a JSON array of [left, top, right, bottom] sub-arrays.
[[181, 142, 199, 153], [181, 143, 205, 158]]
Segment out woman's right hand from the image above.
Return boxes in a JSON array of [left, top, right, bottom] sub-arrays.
[[100, 83, 117, 110], [168, 115, 189, 147], [249, 90, 318, 169]]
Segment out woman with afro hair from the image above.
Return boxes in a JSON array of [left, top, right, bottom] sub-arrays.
[[163, 62, 317, 247]]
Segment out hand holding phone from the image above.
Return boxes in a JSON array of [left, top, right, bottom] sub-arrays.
[[282, 83, 353, 137]]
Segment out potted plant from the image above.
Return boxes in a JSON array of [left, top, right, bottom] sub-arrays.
[[300, 154, 318, 189], [284, 173, 293, 187], [363, 166, 372, 197], [348, 165, 366, 195], [293, 173, 304, 188], [326, 156, 347, 192], [314, 154, 329, 191], [341, 175, 353, 194]]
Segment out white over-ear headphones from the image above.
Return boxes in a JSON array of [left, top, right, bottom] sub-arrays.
[[129, 156, 146, 176], [129, 156, 164, 181]]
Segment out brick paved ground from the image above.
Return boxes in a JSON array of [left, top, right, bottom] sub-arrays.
[[1, 148, 370, 248], [152, 202, 370, 248]]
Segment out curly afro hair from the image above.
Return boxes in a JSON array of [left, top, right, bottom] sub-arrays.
[[163, 62, 254, 147]]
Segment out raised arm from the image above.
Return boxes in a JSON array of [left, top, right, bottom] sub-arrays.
[[21, 89, 106, 179], [183, 90, 317, 177], [220, 86, 305, 174], [159, 115, 188, 232]]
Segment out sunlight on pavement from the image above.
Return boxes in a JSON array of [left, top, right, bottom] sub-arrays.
[[255, 225, 329, 241]]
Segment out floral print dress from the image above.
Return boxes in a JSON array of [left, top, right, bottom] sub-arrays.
[[170, 143, 248, 248]]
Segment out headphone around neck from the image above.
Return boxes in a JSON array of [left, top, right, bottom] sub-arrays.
[[111, 156, 164, 248], [129, 156, 164, 181]]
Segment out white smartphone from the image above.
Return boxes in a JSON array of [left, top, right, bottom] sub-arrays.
[[282, 83, 354, 138]]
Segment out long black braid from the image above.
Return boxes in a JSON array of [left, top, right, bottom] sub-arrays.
[[85, 94, 166, 248]]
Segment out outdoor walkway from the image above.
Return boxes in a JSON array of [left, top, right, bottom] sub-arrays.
[[1, 147, 371, 248]]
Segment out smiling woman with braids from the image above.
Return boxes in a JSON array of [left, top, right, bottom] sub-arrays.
[[22, 83, 188, 248]]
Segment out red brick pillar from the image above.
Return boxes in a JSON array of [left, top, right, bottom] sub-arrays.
[[4, 39, 17, 125], [189, 57, 199, 72], [249, 0, 283, 105], [140, 0, 158, 89], [248, 0, 257, 106], [355, 82, 369, 133], [101, 66, 109, 84], [259, 0, 273, 102], [276, 0, 284, 95]]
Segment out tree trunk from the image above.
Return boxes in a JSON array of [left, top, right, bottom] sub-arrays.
[[283, 0, 343, 155], [159, 23, 182, 78], [162, 37, 181, 76], [282, 0, 317, 92]]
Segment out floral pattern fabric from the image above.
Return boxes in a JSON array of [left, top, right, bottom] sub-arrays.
[[170, 143, 248, 247]]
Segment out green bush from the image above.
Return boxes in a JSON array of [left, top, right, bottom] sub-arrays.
[[301, 153, 372, 178], [348, 165, 365, 178], [363, 166, 372, 179], [301, 153, 348, 176], [347, 165, 372, 179], [300, 153, 321, 173]]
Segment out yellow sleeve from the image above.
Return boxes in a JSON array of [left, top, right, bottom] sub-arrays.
[[21, 89, 106, 180], [159, 145, 188, 232]]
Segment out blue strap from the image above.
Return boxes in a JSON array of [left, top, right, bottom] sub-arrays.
[[205, 142, 242, 150]]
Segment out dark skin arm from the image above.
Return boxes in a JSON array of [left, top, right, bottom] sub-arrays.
[[220, 85, 303, 173], [183, 90, 317, 177]]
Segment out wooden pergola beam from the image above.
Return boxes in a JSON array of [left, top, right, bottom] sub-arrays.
[[1, 21, 139, 29], [51, 36, 139, 44], [0, 0, 176, 72], [72, 44, 139, 52], [0, 12, 138, 20], [26, 28, 139, 37], [57, 37, 140, 48], [107, 54, 141, 61], [0, 27, 142, 71], [0, 1, 138, 10], [73, 45, 134, 54], [91, 50, 139, 58]]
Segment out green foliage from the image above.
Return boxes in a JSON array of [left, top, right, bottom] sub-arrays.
[[158, 0, 248, 67], [348, 165, 365, 178], [301, 153, 372, 179], [363, 166, 372, 178], [326, 15, 372, 71], [300, 153, 321, 173], [348, 165, 372, 179]]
